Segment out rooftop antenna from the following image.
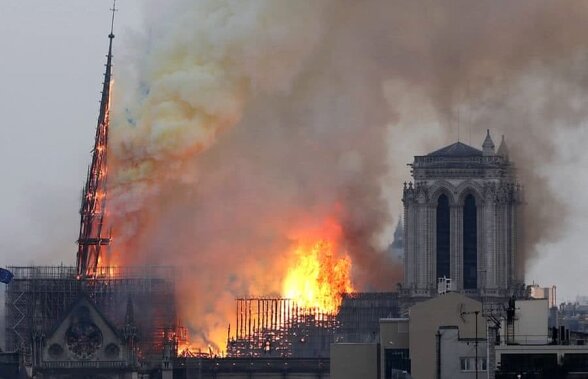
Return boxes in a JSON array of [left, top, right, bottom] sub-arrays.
[[469, 122, 472, 145], [467, 80, 472, 145], [457, 106, 461, 142]]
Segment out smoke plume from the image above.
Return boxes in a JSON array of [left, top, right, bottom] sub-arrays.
[[110, 0, 588, 347]]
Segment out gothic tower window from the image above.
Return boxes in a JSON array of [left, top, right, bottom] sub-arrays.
[[436, 194, 450, 280], [463, 194, 477, 289]]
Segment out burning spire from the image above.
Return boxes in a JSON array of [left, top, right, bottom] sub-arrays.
[[76, 2, 117, 278]]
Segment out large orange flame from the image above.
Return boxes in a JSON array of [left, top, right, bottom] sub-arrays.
[[282, 219, 354, 314]]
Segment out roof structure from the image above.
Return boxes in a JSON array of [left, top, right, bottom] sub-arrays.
[[482, 129, 496, 156], [427, 142, 483, 157], [497, 135, 509, 158]]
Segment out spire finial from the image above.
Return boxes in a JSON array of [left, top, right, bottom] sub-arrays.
[[482, 129, 495, 156], [497, 134, 509, 160], [109, 0, 117, 39]]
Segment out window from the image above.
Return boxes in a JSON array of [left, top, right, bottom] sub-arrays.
[[436, 194, 450, 279], [463, 194, 477, 289], [385, 349, 410, 379], [499, 353, 557, 372], [460, 357, 487, 371]]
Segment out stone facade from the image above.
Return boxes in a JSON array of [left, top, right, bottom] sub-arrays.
[[31, 295, 139, 379], [402, 131, 523, 301]]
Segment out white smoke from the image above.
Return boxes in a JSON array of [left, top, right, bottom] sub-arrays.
[[110, 0, 333, 240]]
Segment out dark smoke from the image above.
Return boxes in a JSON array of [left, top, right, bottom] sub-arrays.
[[111, 0, 588, 345], [320, 0, 588, 263]]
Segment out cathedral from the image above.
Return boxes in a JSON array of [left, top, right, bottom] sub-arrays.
[[401, 130, 524, 302]]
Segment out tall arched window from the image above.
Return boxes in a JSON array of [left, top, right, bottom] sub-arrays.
[[436, 194, 450, 280], [463, 194, 477, 289]]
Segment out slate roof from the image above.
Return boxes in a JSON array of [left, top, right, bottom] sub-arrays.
[[427, 142, 483, 157]]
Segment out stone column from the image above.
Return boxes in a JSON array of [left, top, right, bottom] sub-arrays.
[[483, 200, 497, 290], [495, 204, 506, 289], [507, 201, 515, 287], [427, 205, 436, 290], [416, 203, 428, 289], [403, 201, 415, 288], [512, 200, 524, 284], [477, 201, 485, 292]]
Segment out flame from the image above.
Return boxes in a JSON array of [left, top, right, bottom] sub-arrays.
[[282, 219, 354, 314], [94, 265, 117, 278], [177, 340, 217, 358], [177, 341, 200, 357]]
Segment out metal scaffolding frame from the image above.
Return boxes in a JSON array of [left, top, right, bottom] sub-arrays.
[[226, 293, 400, 358], [228, 298, 339, 358], [5, 265, 178, 364], [336, 292, 400, 343]]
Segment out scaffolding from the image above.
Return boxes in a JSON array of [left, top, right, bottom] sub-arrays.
[[227, 298, 339, 358], [335, 292, 400, 343], [5, 265, 178, 365], [226, 293, 400, 358]]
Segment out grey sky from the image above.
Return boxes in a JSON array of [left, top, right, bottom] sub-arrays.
[[0, 1, 141, 265]]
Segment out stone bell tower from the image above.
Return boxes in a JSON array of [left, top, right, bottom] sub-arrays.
[[402, 131, 523, 301]]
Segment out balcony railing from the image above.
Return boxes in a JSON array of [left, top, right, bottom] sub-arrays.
[[41, 360, 128, 369]]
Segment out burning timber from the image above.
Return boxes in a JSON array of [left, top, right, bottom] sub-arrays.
[[226, 293, 399, 358], [4, 265, 179, 365]]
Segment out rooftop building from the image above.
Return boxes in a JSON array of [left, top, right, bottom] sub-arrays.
[[401, 131, 524, 303]]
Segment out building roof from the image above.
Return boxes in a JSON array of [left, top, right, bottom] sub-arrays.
[[427, 142, 483, 157], [482, 129, 496, 156], [497, 135, 509, 158]]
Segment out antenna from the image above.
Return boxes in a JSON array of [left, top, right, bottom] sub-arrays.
[[457, 106, 461, 142], [466, 79, 472, 145], [469, 124, 472, 145], [109, 0, 118, 38]]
